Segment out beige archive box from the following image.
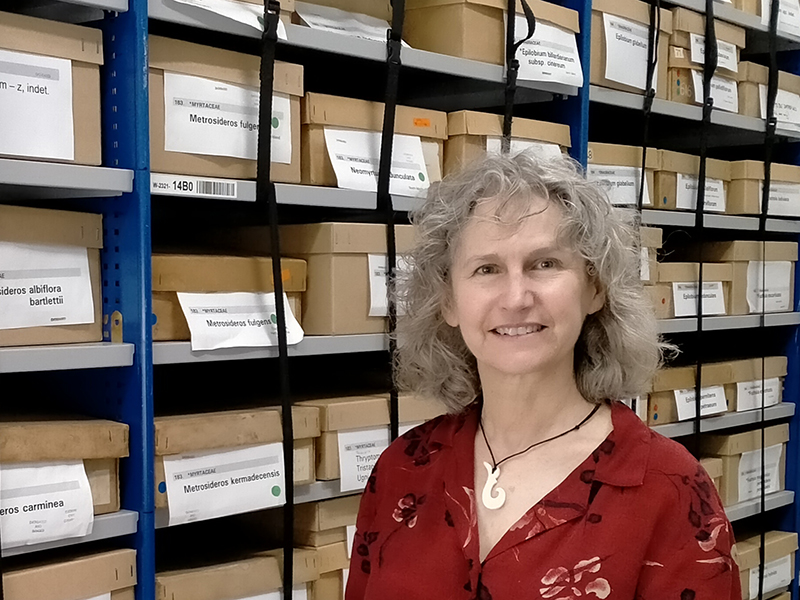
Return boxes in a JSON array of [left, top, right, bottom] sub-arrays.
[[0, 11, 102, 165], [728, 160, 800, 216], [311, 569, 348, 600], [149, 36, 304, 183], [154, 406, 320, 510], [297, 394, 447, 480], [404, 0, 579, 66], [591, 0, 673, 99], [722, 357, 787, 412], [587, 142, 660, 208], [151, 253, 307, 341], [669, 9, 746, 75], [0, 205, 103, 347], [700, 424, 789, 506], [738, 63, 800, 119], [639, 226, 663, 285], [444, 110, 571, 176], [653, 150, 731, 211], [647, 361, 738, 425], [700, 457, 723, 491], [302, 92, 447, 187], [736, 531, 797, 600], [295, 494, 361, 546], [156, 549, 319, 600], [0, 417, 128, 515], [3, 549, 136, 600], [645, 262, 733, 319]]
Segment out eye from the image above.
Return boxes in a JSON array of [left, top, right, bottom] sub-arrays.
[[475, 264, 498, 275], [536, 259, 557, 270]]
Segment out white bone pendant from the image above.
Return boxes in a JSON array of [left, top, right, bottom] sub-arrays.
[[481, 462, 506, 510]]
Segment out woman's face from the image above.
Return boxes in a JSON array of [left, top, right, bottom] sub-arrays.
[[443, 197, 605, 380]]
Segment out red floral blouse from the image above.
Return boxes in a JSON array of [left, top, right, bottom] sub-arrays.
[[346, 401, 740, 600]]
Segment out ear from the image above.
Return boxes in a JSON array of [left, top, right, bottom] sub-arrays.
[[441, 296, 459, 328], [586, 280, 606, 316]]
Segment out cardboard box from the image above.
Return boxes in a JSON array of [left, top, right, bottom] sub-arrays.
[[4, 549, 136, 600], [156, 549, 318, 600], [316, 541, 350, 574], [653, 150, 731, 211], [591, 0, 673, 99], [404, 0, 579, 65], [700, 456, 723, 491], [310, 570, 345, 600], [151, 253, 307, 341], [668, 46, 739, 112], [738, 63, 800, 119], [154, 405, 321, 509], [728, 160, 800, 216], [587, 142, 660, 207], [149, 36, 303, 182], [646, 262, 733, 319], [736, 531, 797, 600], [0, 12, 102, 165], [700, 424, 789, 506], [444, 110, 571, 176], [302, 93, 447, 187], [670, 10, 746, 64], [700, 241, 798, 315], [723, 357, 787, 412], [0, 205, 103, 347], [648, 360, 738, 425], [295, 494, 360, 534]]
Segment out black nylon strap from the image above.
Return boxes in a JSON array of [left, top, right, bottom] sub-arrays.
[[637, 0, 660, 211], [381, 0, 406, 442], [503, 0, 536, 151], [257, 1, 294, 594]]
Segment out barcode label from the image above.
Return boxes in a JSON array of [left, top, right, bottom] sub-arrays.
[[151, 173, 238, 199]]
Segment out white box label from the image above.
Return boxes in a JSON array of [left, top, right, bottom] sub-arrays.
[[172, 0, 288, 38], [163, 443, 286, 526], [343, 568, 350, 596], [0, 242, 94, 330], [761, 0, 800, 38], [738, 443, 783, 502], [515, 17, 583, 87], [673, 386, 728, 421], [398, 421, 423, 436], [295, 1, 393, 43], [164, 72, 292, 163], [761, 181, 800, 217], [587, 165, 651, 207], [672, 281, 726, 317], [324, 128, 430, 196], [486, 137, 563, 160], [746, 261, 792, 313], [689, 34, 738, 73], [177, 291, 304, 352], [690, 70, 738, 113], [640, 247, 651, 282], [239, 584, 308, 600], [151, 173, 238, 199], [0, 460, 94, 548], [737, 377, 782, 412], [602, 13, 655, 92], [0, 48, 74, 161], [368, 254, 410, 317], [749, 554, 792, 600], [338, 426, 390, 492], [346, 524, 356, 559], [759, 84, 800, 130], [676, 173, 726, 212]]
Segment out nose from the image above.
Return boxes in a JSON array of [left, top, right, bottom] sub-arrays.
[[500, 270, 534, 311]]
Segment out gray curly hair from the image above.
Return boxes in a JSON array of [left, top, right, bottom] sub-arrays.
[[394, 151, 667, 413]]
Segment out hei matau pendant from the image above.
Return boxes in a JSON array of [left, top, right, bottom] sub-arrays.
[[481, 462, 506, 510]]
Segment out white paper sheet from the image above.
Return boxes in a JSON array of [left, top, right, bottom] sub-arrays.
[[486, 137, 563, 160], [673, 386, 728, 421], [672, 281, 726, 317], [515, 17, 583, 87], [602, 13, 654, 92], [690, 70, 738, 113], [689, 34, 738, 73], [177, 291, 304, 351], [761, 0, 800, 38], [738, 443, 783, 502], [587, 165, 651, 207], [84, 595, 111, 600], [640, 247, 651, 282], [759, 85, 800, 131], [0, 48, 73, 161], [676, 174, 726, 212], [342, 568, 350, 596], [761, 181, 800, 217], [398, 421, 423, 436], [239, 584, 309, 600], [749, 554, 792, 600], [338, 426, 390, 492], [346, 524, 356, 559], [323, 128, 430, 196], [746, 261, 792, 313], [0, 242, 94, 330], [0, 460, 94, 548], [163, 443, 286, 526], [367, 254, 410, 317], [737, 377, 782, 412], [295, 1, 399, 44], [172, 0, 288, 39]]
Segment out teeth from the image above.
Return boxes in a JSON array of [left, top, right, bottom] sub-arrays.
[[495, 325, 542, 336]]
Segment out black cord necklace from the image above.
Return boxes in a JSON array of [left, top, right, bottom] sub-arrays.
[[478, 402, 602, 510]]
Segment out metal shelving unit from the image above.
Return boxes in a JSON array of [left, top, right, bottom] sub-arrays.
[[0, 159, 134, 200], [726, 490, 797, 522], [57, 0, 129, 9], [653, 403, 796, 438], [658, 313, 800, 334], [0, 342, 136, 374]]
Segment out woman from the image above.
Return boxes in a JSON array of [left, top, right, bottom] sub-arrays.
[[346, 152, 739, 599]]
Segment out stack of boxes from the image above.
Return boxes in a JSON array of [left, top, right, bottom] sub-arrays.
[[587, 142, 659, 208]]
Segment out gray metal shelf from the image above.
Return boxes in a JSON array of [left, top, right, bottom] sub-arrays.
[[3, 510, 138, 557], [0, 342, 136, 374], [658, 313, 800, 334], [153, 335, 389, 365], [652, 403, 796, 438], [641, 210, 760, 230], [57, 0, 128, 8], [725, 490, 795, 522], [295, 480, 361, 504], [651, 421, 695, 438], [0, 159, 133, 200]]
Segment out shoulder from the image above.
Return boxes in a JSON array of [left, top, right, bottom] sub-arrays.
[[378, 410, 467, 469]]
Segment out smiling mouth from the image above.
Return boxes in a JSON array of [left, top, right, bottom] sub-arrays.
[[492, 325, 546, 337]]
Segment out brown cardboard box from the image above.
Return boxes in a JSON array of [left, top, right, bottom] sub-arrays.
[[728, 160, 800, 215], [295, 495, 360, 533], [738, 63, 800, 119], [646, 262, 733, 319], [736, 531, 797, 600], [151, 253, 307, 341], [4, 549, 136, 600], [591, 0, 673, 98], [156, 549, 318, 600], [317, 541, 350, 574], [444, 110, 571, 176], [723, 357, 787, 412], [587, 142, 660, 207], [653, 150, 731, 211], [668, 46, 739, 111], [647, 360, 736, 425], [149, 36, 303, 182], [404, 0, 579, 65], [0, 12, 102, 165], [302, 93, 447, 187], [700, 424, 789, 506], [700, 241, 798, 315], [0, 205, 103, 347], [670, 9, 745, 75], [311, 570, 345, 600], [700, 456, 723, 491], [279, 222, 415, 335]]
